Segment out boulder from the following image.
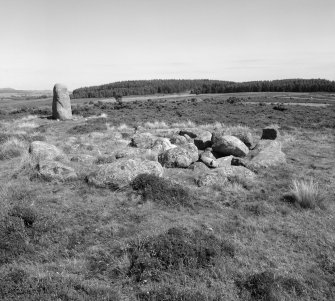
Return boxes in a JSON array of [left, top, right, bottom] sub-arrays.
[[188, 161, 210, 172], [158, 143, 198, 168], [170, 135, 188, 146], [249, 141, 286, 168], [199, 151, 218, 168], [87, 158, 163, 189], [231, 132, 253, 149], [197, 166, 256, 187], [29, 141, 66, 162], [37, 161, 77, 181], [216, 155, 234, 167], [261, 126, 280, 140], [52, 83, 72, 120], [70, 154, 96, 164], [151, 138, 176, 154], [179, 129, 212, 150], [130, 133, 156, 149], [212, 134, 249, 157]]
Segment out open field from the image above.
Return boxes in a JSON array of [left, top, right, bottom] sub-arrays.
[[0, 94, 334, 300]]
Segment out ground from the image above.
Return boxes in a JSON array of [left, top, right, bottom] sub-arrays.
[[0, 93, 334, 300]]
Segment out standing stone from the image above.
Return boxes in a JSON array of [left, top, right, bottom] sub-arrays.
[[52, 83, 72, 120]]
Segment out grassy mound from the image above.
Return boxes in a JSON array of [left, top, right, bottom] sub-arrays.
[[131, 174, 194, 208]]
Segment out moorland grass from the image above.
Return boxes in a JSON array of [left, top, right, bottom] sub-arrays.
[[0, 98, 334, 300]]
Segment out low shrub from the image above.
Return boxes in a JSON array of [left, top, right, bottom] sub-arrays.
[[283, 179, 325, 209], [67, 119, 107, 134], [131, 174, 194, 208], [127, 227, 235, 282]]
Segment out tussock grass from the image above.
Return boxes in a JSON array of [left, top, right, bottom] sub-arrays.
[[143, 120, 169, 129], [283, 178, 325, 209], [0, 137, 27, 160], [171, 120, 196, 128]]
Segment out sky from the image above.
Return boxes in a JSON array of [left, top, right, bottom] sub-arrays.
[[0, 0, 334, 90]]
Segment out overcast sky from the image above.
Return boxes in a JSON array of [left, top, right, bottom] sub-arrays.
[[1, 0, 334, 90]]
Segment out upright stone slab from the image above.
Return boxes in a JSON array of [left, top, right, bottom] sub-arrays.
[[52, 83, 72, 120]]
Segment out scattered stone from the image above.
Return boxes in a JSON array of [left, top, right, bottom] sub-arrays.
[[158, 143, 198, 168], [261, 126, 280, 140], [232, 131, 254, 149], [52, 83, 72, 120], [87, 158, 163, 189], [212, 134, 249, 157]]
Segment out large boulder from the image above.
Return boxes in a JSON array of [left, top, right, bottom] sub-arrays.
[[86, 158, 163, 189], [179, 129, 212, 150], [197, 166, 256, 187], [212, 134, 249, 157], [158, 143, 198, 168], [29, 141, 67, 162], [249, 140, 286, 168], [130, 133, 156, 149], [37, 161, 77, 182], [52, 83, 72, 120]]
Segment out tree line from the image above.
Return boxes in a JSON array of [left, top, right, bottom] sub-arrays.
[[71, 79, 335, 99]]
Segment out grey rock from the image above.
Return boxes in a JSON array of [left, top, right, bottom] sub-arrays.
[[212, 134, 249, 157], [261, 127, 280, 140], [158, 143, 198, 168], [87, 158, 163, 189]]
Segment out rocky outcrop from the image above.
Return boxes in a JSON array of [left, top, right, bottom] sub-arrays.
[[52, 83, 72, 120], [216, 155, 234, 167], [87, 158, 163, 189], [158, 143, 198, 168], [212, 134, 249, 157]]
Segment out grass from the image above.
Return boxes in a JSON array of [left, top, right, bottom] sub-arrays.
[[283, 178, 325, 209], [0, 93, 334, 300]]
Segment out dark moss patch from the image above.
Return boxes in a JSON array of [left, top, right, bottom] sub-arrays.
[[127, 227, 235, 282], [9, 205, 38, 227], [131, 174, 194, 208], [237, 270, 305, 301]]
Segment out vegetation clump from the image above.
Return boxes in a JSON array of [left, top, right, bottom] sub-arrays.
[[131, 174, 194, 208], [127, 227, 235, 282], [283, 178, 325, 209]]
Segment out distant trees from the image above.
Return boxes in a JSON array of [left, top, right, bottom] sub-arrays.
[[71, 79, 335, 99]]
